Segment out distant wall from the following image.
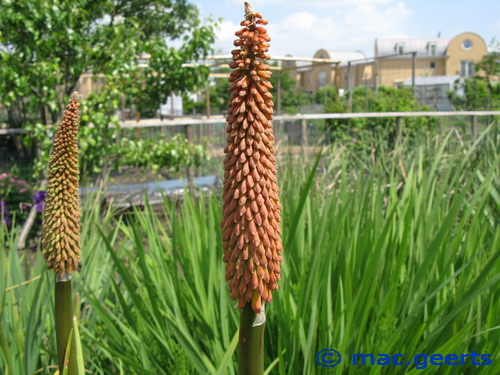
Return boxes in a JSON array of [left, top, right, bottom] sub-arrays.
[[445, 32, 488, 76]]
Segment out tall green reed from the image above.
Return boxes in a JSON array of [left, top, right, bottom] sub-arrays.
[[1, 127, 498, 374]]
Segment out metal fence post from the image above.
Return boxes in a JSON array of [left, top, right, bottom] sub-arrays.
[[135, 111, 141, 138], [470, 115, 477, 138], [396, 116, 403, 147], [276, 68, 282, 138], [185, 124, 195, 195], [347, 61, 353, 111], [205, 85, 212, 140], [277, 68, 282, 116], [411, 52, 416, 95], [301, 119, 308, 148]]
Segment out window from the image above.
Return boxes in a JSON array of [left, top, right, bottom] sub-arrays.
[[428, 42, 437, 56], [395, 43, 404, 54], [460, 60, 473, 77], [462, 39, 472, 50], [318, 71, 327, 87], [430, 62, 436, 69]]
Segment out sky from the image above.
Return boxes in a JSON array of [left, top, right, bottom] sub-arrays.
[[195, 0, 500, 58]]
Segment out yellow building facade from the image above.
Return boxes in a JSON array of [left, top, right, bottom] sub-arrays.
[[374, 32, 487, 87], [298, 32, 488, 92], [76, 32, 489, 102], [445, 33, 488, 77]]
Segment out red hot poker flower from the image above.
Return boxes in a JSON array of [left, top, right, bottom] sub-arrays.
[[222, 2, 283, 314]]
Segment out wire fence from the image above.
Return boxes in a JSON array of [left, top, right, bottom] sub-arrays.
[[1, 110, 498, 210], [1, 111, 498, 176], [111, 110, 498, 147]]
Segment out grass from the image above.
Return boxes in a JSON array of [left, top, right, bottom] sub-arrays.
[[1, 127, 499, 374]]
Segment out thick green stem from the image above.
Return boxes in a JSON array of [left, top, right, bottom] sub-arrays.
[[238, 304, 265, 375], [55, 279, 78, 375]]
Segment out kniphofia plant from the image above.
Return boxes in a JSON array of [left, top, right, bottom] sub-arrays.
[[42, 92, 81, 375], [221, 3, 283, 373]]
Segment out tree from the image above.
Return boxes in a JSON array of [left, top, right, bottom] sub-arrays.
[[315, 86, 338, 107], [268, 66, 313, 114], [449, 41, 499, 112], [317, 85, 438, 147], [449, 78, 499, 111], [208, 73, 231, 114], [475, 38, 500, 86], [183, 65, 313, 116], [181, 72, 230, 116], [0, 0, 216, 175], [449, 39, 500, 111]]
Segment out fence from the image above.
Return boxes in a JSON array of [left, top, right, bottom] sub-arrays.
[[113, 110, 498, 146], [1, 110, 498, 207], [1, 110, 498, 172]]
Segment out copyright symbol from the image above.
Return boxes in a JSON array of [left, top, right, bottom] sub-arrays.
[[315, 349, 342, 367]]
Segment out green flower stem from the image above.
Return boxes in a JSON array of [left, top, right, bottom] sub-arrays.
[[55, 278, 77, 375], [238, 304, 265, 375]]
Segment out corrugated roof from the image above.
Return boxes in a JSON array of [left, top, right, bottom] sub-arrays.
[[375, 37, 452, 58]]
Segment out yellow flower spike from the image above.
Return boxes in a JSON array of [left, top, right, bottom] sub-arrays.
[[42, 92, 81, 277]]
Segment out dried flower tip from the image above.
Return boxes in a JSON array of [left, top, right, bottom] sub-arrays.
[[244, 2, 255, 20]]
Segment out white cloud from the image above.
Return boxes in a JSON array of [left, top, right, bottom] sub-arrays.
[[213, 19, 241, 54], [213, 0, 413, 57]]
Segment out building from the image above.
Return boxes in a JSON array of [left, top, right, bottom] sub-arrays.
[[76, 74, 105, 99], [403, 75, 460, 110], [374, 32, 488, 87], [281, 56, 314, 89], [73, 32, 489, 112], [294, 32, 488, 93], [299, 50, 369, 92]]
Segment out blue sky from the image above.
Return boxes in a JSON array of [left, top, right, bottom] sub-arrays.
[[195, 0, 499, 57]]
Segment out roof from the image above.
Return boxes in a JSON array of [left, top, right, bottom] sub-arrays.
[[327, 51, 367, 64], [295, 60, 312, 72], [312, 50, 367, 68], [375, 37, 452, 58], [281, 57, 312, 72], [403, 75, 460, 86]]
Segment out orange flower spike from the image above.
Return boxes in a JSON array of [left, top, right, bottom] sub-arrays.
[[42, 92, 81, 277], [222, 2, 283, 313]]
